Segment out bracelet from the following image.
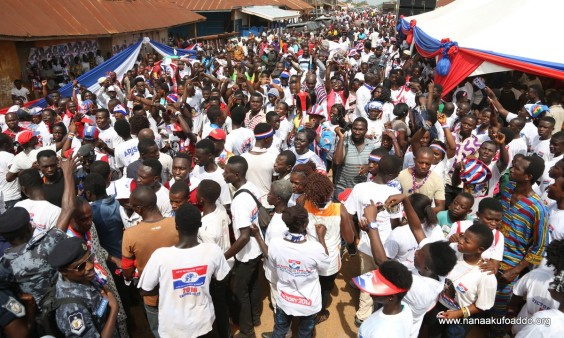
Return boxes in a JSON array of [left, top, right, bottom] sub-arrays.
[[441, 125, 449, 129], [462, 306, 471, 318], [369, 221, 379, 229], [67, 135, 74, 141]]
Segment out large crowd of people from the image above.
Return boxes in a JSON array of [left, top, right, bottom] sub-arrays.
[[1, 6, 564, 338]]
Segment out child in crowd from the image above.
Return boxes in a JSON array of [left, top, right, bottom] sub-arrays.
[[437, 192, 474, 236], [353, 260, 414, 338], [447, 198, 505, 275], [430, 223, 497, 338], [384, 193, 445, 272]]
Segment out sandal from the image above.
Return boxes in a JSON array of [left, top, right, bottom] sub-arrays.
[[315, 309, 330, 324]]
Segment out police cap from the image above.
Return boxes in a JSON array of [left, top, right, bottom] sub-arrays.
[[0, 207, 30, 233], [47, 237, 89, 268]]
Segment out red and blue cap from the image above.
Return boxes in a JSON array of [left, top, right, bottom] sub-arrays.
[[352, 269, 408, 296], [82, 125, 99, 141], [459, 158, 492, 185]]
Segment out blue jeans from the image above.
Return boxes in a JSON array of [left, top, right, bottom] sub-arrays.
[[144, 304, 160, 338], [273, 307, 315, 338]]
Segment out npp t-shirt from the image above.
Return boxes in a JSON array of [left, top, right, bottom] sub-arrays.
[[344, 181, 403, 257], [138, 244, 230, 338], [268, 237, 330, 316], [231, 182, 262, 262]]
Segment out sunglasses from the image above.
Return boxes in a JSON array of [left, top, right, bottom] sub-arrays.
[[67, 252, 95, 272]]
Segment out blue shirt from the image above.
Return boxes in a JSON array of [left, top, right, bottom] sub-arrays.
[[91, 196, 124, 258]]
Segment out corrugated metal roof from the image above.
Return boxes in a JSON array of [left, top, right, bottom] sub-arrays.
[[171, 0, 313, 12], [0, 0, 206, 40], [241, 6, 301, 21]]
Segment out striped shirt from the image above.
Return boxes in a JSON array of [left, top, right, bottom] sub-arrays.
[[335, 136, 375, 191], [499, 182, 549, 270]]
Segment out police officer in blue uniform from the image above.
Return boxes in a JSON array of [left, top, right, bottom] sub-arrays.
[[0, 157, 76, 312], [48, 237, 119, 338]]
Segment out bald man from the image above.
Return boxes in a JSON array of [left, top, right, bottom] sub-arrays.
[[121, 186, 178, 337], [397, 147, 446, 213]]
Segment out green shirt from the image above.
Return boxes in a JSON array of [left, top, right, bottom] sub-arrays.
[[437, 210, 473, 236]]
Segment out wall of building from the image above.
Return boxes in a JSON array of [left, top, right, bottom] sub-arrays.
[[0, 41, 23, 107], [196, 12, 232, 37]]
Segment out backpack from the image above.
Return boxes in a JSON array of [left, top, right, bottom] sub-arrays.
[[39, 286, 90, 338], [234, 189, 271, 230]]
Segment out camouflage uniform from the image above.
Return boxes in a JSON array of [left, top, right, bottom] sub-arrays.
[[0, 288, 26, 330], [0, 228, 67, 306], [66, 225, 128, 338], [54, 274, 118, 338]]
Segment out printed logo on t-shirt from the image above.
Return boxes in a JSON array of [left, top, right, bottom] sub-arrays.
[[239, 138, 253, 154], [280, 290, 312, 306], [289, 260, 301, 270], [172, 266, 208, 296], [455, 283, 468, 294], [276, 259, 312, 277], [28, 213, 46, 231], [531, 298, 551, 312], [123, 146, 138, 158]]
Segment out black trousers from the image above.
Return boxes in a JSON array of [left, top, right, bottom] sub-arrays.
[[211, 273, 232, 338], [319, 273, 338, 312], [233, 256, 262, 337]]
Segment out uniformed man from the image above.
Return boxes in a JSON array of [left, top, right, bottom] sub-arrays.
[[48, 237, 119, 338], [0, 157, 76, 328]]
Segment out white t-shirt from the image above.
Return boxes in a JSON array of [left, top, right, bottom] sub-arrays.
[[358, 302, 413, 338], [159, 152, 173, 183], [14, 199, 60, 238], [11, 87, 30, 101], [465, 161, 502, 216], [198, 205, 233, 269], [306, 202, 342, 276], [291, 148, 326, 174], [0, 151, 21, 201], [515, 309, 564, 338], [447, 220, 504, 261], [268, 237, 330, 316], [506, 114, 537, 149], [548, 207, 564, 242], [225, 127, 255, 155], [138, 244, 230, 338], [365, 118, 384, 147], [190, 165, 232, 205], [508, 138, 527, 164], [114, 138, 139, 170], [231, 182, 262, 262], [241, 148, 277, 207], [530, 136, 551, 161], [35, 122, 53, 146], [155, 185, 173, 217], [9, 149, 40, 174], [438, 250, 498, 310], [384, 224, 445, 272], [539, 155, 563, 195], [512, 266, 560, 335], [264, 212, 287, 282], [344, 182, 403, 257], [404, 274, 445, 338], [98, 126, 123, 150]]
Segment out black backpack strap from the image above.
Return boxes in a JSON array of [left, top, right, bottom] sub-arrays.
[[234, 189, 262, 208]]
